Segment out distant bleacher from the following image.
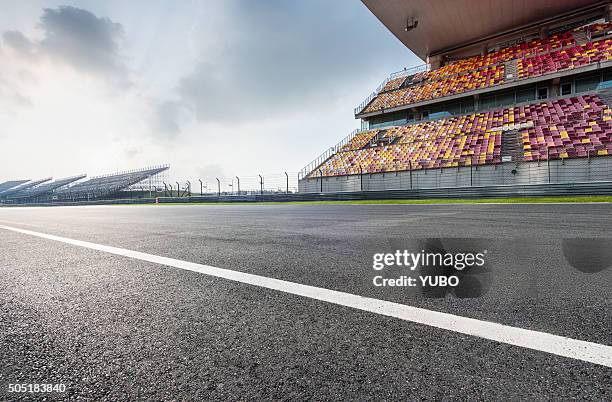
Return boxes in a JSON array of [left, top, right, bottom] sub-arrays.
[[56, 166, 169, 200], [0, 178, 52, 197], [0, 166, 169, 203], [7, 175, 87, 200], [0, 180, 30, 193]]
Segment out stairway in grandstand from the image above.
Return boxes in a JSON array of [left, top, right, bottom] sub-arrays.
[[501, 130, 524, 162], [597, 87, 612, 107], [573, 29, 590, 45], [504, 59, 518, 81]]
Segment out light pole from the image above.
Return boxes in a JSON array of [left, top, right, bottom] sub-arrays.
[[259, 174, 263, 195], [285, 172, 289, 193]]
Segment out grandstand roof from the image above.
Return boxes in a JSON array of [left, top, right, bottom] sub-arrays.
[[361, 0, 608, 59]]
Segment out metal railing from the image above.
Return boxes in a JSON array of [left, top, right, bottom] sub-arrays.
[[354, 64, 429, 115], [299, 128, 368, 179]]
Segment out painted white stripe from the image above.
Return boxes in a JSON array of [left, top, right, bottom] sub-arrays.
[[1, 223, 611, 368]]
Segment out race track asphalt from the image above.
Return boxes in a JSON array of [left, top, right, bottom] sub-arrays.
[[0, 203, 610, 400]]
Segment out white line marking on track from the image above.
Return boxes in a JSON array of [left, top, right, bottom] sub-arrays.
[[1, 223, 611, 368]]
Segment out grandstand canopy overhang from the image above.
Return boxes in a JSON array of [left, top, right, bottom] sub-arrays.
[[361, 0, 609, 60]]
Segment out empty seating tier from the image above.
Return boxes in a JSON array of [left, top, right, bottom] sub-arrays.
[[313, 94, 611, 178], [359, 22, 612, 115], [381, 76, 406, 92], [340, 130, 379, 151], [521, 94, 612, 160], [518, 38, 612, 78], [427, 31, 575, 81], [363, 65, 505, 113]]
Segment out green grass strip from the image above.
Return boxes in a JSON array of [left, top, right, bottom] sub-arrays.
[[154, 195, 612, 205]]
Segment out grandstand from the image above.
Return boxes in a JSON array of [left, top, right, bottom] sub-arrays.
[[5, 175, 87, 203], [56, 166, 169, 202], [0, 166, 169, 204], [0, 178, 52, 197], [299, 1, 612, 193], [0, 180, 30, 194]]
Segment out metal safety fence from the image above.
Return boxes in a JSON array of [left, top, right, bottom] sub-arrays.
[[299, 154, 612, 194], [163, 172, 300, 197]]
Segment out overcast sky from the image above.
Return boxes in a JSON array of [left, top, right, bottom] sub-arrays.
[[0, 0, 420, 182]]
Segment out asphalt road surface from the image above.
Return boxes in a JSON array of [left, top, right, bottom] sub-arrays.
[[0, 204, 611, 400]]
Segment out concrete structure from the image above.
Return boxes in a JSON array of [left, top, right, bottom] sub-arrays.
[[299, 156, 612, 193]]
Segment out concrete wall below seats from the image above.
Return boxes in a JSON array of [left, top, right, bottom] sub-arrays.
[[298, 157, 612, 193]]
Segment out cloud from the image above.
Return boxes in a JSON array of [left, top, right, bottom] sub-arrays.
[[39, 6, 125, 76], [0, 43, 34, 111], [154, 100, 183, 137], [162, 0, 415, 130], [195, 163, 226, 180], [0, 1, 416, 180], [2, 6, 127, 83], [2, 30, 35, 58]]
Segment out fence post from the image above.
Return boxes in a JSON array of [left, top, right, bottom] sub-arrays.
[[409, 161, 413, 190], [198, 179, 203, 196], [547, 147, 551, 184], [163, 182, 167, 197], [216, 178, 220, 197], [175, 182, 180, 197], [470, 163, 473, 187], [186, 181, 191, 197], [318, 169, 323, 193], [587, 149, 591, 164], [359, 166, 363, 191], [236, 176, 240, 194], [259, 174, 263, 195], [586, 150, 591, 182]]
